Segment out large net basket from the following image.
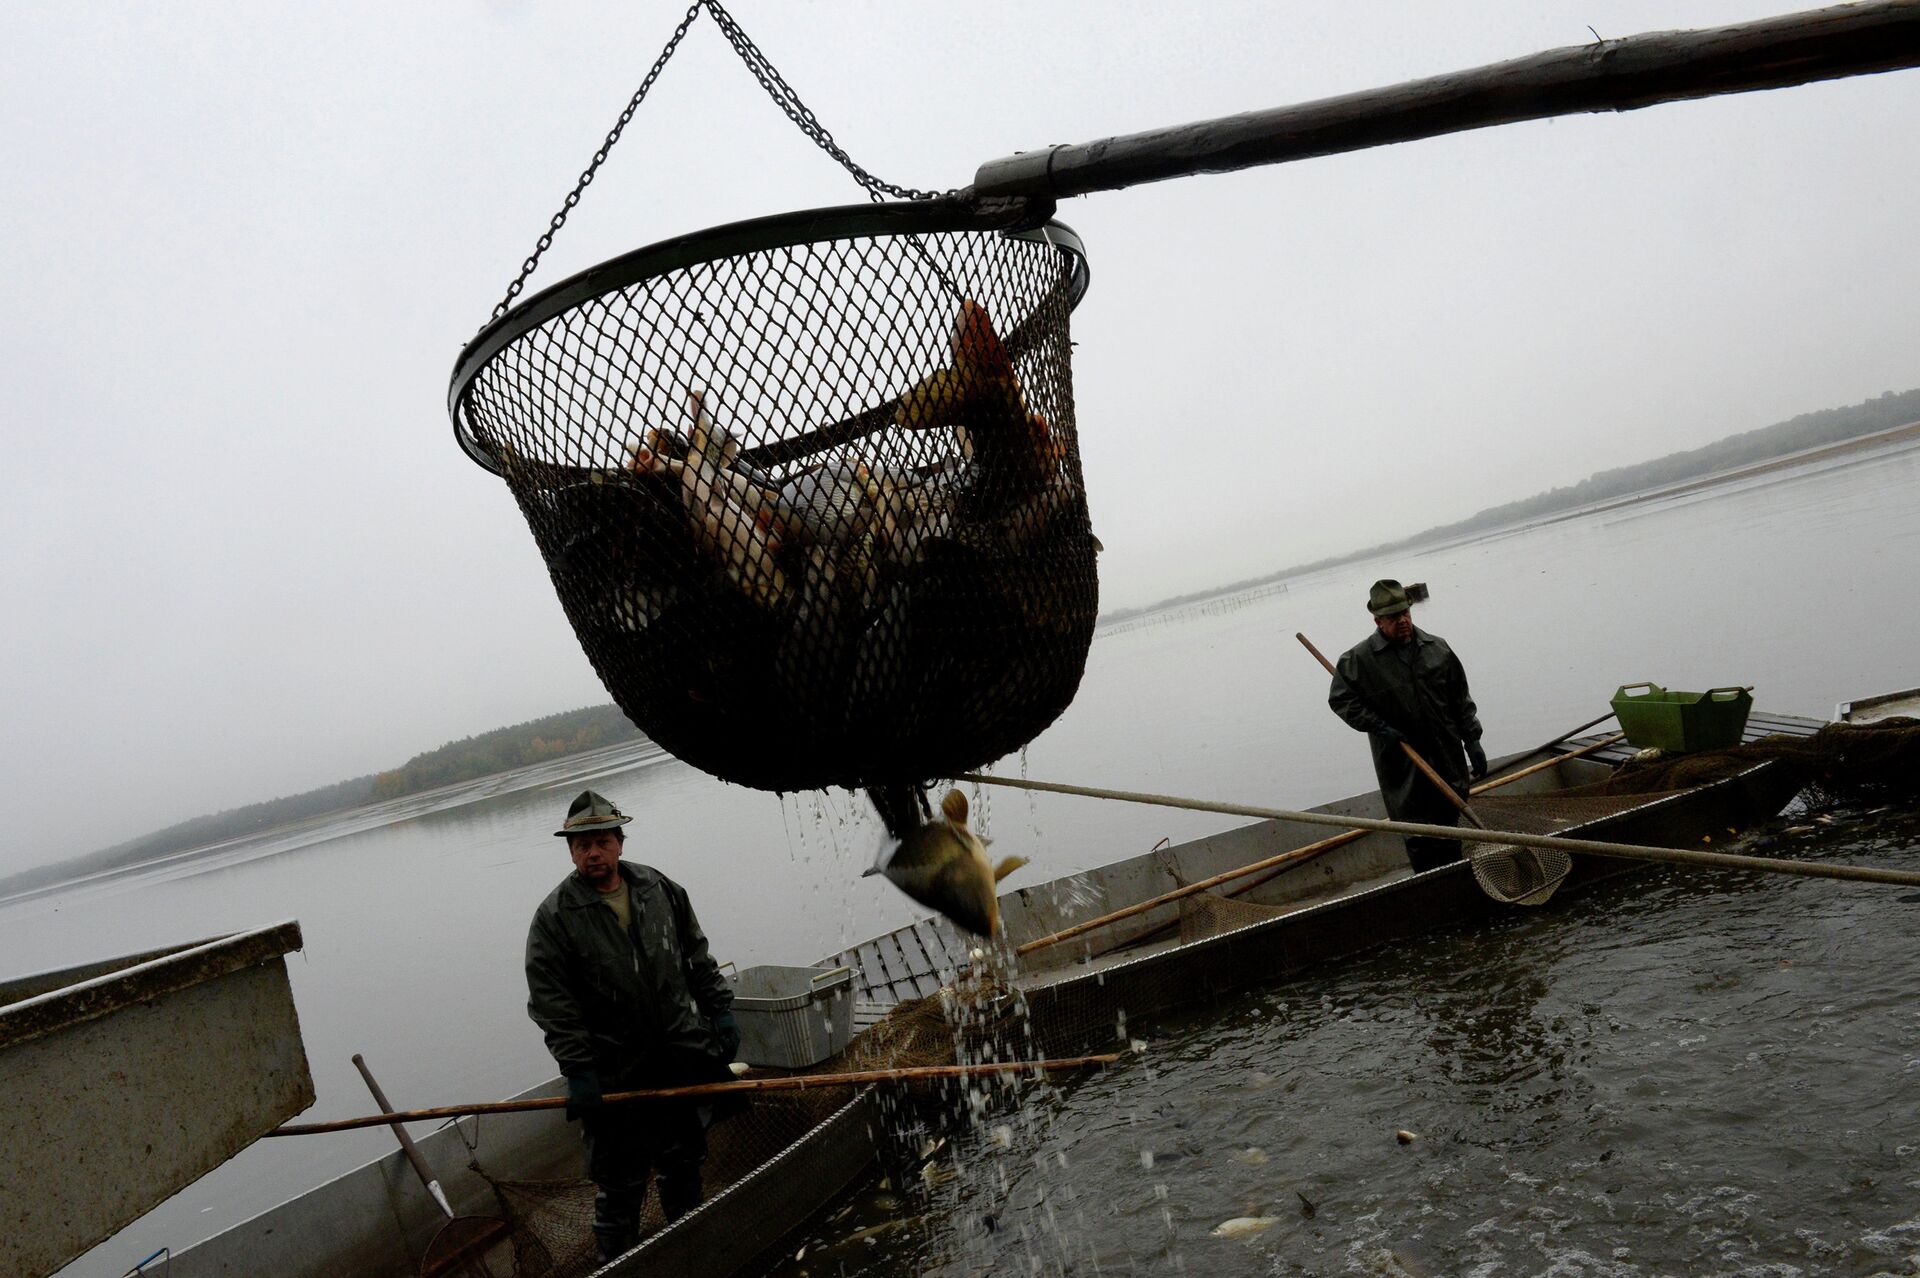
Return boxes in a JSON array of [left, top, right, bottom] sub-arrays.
[[450, 198, 1094, 792]]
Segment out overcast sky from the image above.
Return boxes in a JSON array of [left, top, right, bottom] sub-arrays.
[[4, 1, 1917, 871]]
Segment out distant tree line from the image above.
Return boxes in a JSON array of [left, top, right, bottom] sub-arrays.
[[369, 703, 643, 801], [1100, 386, 1920, 626], [12, 387, 1915, 896], [0, 705, 644, 900], [1404, 387, 1920, 547]]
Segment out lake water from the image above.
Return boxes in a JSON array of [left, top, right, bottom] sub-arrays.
[[7, 437, 1917, 1276]]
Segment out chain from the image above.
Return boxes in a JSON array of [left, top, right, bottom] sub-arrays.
[[486, 1, 961, 326], [703, 0, 959, 205], [488, 1, 706, 323]]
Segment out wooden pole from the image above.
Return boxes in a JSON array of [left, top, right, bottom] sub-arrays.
[[1008, 727, 1630, 955], [973, 1, 1920, 199], [268, 1054, 1123, 1138], [1296, 631, 1488, 830], [1469, 732, 1626, 794], [352, 1055, 457, 1219], [1014, 828, 1364, 955], [1528, 710, 1619, 753], [1226, 729, 1626, 898], [955, 771, 1920, 887]]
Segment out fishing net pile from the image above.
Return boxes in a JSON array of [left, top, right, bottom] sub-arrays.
[[1560, 719, 1920, 807], [461, 982, 1026, 1275]]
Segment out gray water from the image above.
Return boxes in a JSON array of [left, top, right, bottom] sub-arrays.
[[6, 437, 1917, 1275]]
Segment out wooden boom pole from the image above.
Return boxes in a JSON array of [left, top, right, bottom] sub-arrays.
[[972, 1, 1920, 200]]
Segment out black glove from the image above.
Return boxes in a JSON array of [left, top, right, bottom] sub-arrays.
[[1376, 724, 1407, 745], [1465, 738, 1488, 780], [564, 1071, 603, 1122], [711, 1010, 741, 1061]]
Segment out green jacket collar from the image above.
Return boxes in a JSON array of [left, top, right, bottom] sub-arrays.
[[1366, 625, 1429, 654], [556, 860, 662, 910]]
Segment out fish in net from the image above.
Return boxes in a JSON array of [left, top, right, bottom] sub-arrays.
[[451, 203, 1097, 802]]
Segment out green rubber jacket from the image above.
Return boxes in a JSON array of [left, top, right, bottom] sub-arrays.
[[525, 860, 733, 1082], [1328, 627, 1483, 823]]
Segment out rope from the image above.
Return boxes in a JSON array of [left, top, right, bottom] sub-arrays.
[[957, 771, 1920, 888]]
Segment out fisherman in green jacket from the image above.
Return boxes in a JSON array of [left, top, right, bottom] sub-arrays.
[[1327, 580, 1488, 872], [525, 789, 741, 1262]]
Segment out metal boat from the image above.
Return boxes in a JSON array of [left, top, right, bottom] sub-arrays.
[[158, 708, 1822, 1278]]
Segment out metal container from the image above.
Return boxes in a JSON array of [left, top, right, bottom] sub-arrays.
[[730, 964, 856, 1069], [1612, 682, 1753, 753], [0, 921, 313, 1278]]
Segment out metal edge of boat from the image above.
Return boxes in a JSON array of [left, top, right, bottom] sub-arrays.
[[1836, 686, 1920, 723], [612, 724, 1817, 1276], [1019, 756, 1806, 1055], [0, 922, 312, 1278], [155, 712, 1825, 1278]]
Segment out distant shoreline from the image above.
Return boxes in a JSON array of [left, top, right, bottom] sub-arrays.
[[11, 399, 1917, 896], [1100, 415, 1920, 627], [1505, 418, 1920, 530]]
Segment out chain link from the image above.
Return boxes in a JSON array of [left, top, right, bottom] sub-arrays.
[[489, 1, 706, 323], [486, 0, 959, 326], [703, 0, 959, 205]]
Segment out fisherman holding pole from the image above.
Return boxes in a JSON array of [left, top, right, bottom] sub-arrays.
[[524, 789, 742, 1263], [1324, 580, 1488, 872]]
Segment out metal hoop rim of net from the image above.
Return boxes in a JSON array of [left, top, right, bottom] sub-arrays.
[[446, 196, 1089, 472]]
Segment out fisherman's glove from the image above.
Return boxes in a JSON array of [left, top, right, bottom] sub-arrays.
[[564, 1070, 603, 1122], [1376, 724, 1408, 745], [1465, 738, 1488, 781], [711, 1010, 742, 1061]]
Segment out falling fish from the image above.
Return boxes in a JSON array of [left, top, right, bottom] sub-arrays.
[[1210, 1216, 1280, 1240], [1231, 1147, 1269, 1166], [865, 789, 1027, 936]]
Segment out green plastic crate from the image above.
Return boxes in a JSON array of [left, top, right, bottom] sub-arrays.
[[1611, 682, 1753, 754]]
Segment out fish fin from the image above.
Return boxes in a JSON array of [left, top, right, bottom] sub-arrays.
[[992, 855, 1030, 883], [940, 788, 969, 827], [951, 299, 1012, 381]]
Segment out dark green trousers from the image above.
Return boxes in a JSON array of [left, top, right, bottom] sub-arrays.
[[581, 1097, 707, 1260]]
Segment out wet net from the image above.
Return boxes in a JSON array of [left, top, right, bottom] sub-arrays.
[[450, 200, 1096, 794], [1561, 719, 1920, 807], [464, 988, 1002, 1275]]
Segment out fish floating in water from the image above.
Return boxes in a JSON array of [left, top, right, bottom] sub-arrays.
[[865, 788, 1028, 936], [1210, 1216, 1280, 1241]]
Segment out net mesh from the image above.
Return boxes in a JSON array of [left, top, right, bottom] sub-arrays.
[[457, 722, 1920, 1271], [453, 208, 1096, 794], [1565, 719, 1920, 807], [1177, 890, 1296, 942], [416, 1214, 530, 1278], [466, 989, 993, 1275]]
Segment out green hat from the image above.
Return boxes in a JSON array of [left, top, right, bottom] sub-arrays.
[[1367, 579, 1412, 617], [555, 789, 632, 838]]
